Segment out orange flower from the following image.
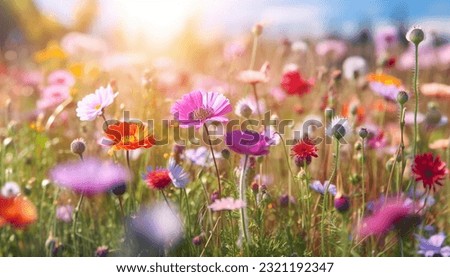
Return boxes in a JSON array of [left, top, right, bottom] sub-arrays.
[[104, 121, 155, 151], [371, 99, 397, 113], [0, 195, 38, 229], [421, 83, 450, 98], [342, 102, 365, 124], [367, 73, 402, 87]]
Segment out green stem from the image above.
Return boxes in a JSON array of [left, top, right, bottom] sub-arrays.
[[204, 124, 222, 196], [239, 155, 251, 247], [72, 194, 85, 255], [321, 139, 340, 256], [411, 43, 420, 196]]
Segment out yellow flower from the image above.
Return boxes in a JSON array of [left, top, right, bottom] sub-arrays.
[[34, 41, 67, 63]]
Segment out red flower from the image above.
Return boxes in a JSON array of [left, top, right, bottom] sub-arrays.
[[144, 169, 172, 190], [280, 70, 313, 96], [0, 195, 37, 229], [291, 139, 318, 166], [104, 121, 155, 152], [412, 153, 448, 191]]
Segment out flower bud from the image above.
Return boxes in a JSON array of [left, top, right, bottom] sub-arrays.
[[359, 128, 368, 139], [112, 183, 127, 196], [334, 194, 350, 213], [192, 235, 203, 246], [407, 27, 425, 45], [397, 90, 409, 105], [221, 148, 230, 160], [70, 138, 86, 156], [95, 246, 109, 257], [251, 182, 259, 193], [252, 23, 263, 36]]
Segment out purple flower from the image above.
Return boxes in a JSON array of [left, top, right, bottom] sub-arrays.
[[50, 158, 131, 196], [76, 85, 118, 121], [309, 180, 337, 196], [416, 232, 450, 257], [170, 90, 232, 129], [374, 26, 398, 56], [128, 202, 183, 252], [56, 205, 74, 223], [358, 198, 414, 237], [225, 130, 270, 156], [47, 70, 75, 87], [208, 197, 246, 211]]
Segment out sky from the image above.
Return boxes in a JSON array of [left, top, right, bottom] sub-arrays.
[[34, 0, 450, 44]]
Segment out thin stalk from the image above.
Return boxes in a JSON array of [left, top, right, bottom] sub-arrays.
[[361, 137, 366, 216], [321, 139, 340, 255], [203, 124, 222, 196], [239, 155, 251, 247], [72, 194, 85, 255]]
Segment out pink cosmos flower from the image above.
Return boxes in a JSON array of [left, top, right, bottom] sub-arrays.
[[37, 85, 70, 110], [236, 62, 270, 85], [208, 197, 246, 212], [223, 41, 245, 61], [76, 85, 118, 121], [170, 90, 232, 129], [358, 198, 414, 237], [315, 39, 347, 59], [47, 70, 75, 87], [374, 26, 398, 56]]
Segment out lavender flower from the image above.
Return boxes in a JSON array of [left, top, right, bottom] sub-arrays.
[[416, 232, 450, 257], [309, 180, 337, 196], [50, 158, 131, 196], [56, 205, 74, 223]]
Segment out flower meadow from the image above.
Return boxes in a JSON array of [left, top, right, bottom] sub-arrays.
[[0, 9, 450, 258]]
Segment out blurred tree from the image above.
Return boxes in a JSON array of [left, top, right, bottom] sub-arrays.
[[0, 0, 97, 48]]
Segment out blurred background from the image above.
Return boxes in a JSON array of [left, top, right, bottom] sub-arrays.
[[1, 0, 449, 52]]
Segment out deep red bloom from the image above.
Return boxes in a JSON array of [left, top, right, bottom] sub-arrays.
[[412, 153, 448, 191], [280, 70, 313, 96], [291, 139, 318, 166], [144, 169, 172, 190]]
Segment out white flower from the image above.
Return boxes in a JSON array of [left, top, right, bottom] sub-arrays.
[[76, 85, 118, 121], [1, 181, 20, 197], [342, 56, 368, 80], [235, 96, 266, 118]]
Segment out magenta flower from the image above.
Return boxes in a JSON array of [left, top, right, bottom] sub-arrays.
[[208, 197, 246, 212], [76, 85, 118, 121], [358, 198, 414, 237], [50, 158, 130, 196], [225, 130, 271, 156], [170, 90, 232, 128], [47, 70, 75, 87]]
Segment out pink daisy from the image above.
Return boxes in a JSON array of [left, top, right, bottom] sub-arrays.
[[76, 85, 118, 121], [170, 90, 232, 129], [47, 70, 75, 87], [208, 197, 246, 212]]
